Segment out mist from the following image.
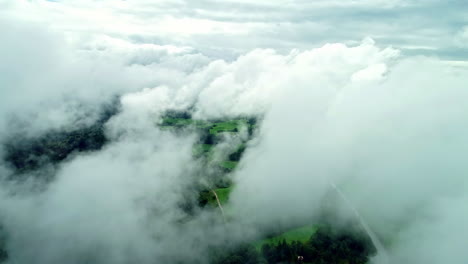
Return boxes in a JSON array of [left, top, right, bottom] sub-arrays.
[[1, 1, 468, 264]]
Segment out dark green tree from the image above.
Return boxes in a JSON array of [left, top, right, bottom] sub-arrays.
[[212, 244, 263, 264]]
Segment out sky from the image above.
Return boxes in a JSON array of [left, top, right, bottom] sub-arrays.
[[2, 0, 468, 60], [1, 1, 468, 264]]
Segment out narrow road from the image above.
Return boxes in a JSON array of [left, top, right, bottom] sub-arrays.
[[211, 189, 226, 223], [329, 182, 389, 264]]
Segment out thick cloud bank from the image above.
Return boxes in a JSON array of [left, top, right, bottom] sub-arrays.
[[1, 5, 468, 264], [231, 51, 468, 263]]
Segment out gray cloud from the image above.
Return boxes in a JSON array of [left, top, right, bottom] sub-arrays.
[[4, 0, 468, 60]]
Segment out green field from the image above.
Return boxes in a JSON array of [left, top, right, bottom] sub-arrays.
[[193, 144, 214, 156], [199, 187, 233, 207], [161, 117, 251, 135], [220, 161, 238, 170], [214, 187, 232, 204], [209, 120, 246, 134], [254, 225, 318, 250]]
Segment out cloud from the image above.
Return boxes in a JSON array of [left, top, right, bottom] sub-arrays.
[[229, 51, 468, 263], [0, 131, 201, 264], [0, 16, 211, 138], [3, 0, 467, 59], [454, 26, 468, 47], [1, 2, 468, 264]]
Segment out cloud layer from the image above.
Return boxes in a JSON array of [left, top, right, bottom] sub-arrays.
[[1, 2, 468, 264], [3, 0, 468, 59]]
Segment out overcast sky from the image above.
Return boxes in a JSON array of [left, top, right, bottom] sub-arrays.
[[2, 0, 468, 60]]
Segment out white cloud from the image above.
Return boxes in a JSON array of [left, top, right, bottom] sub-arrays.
[[1, 1, 468, 264], [2, 0, 465, 59], [454, 26, 468, 47], [229, 53, 468, 263]]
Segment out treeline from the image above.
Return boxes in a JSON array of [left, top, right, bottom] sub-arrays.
[[4, 124, 106, 172], [211, 226, 376, 264], [3, 101, 120, 174]]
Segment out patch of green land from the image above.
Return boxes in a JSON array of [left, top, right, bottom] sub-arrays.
[[254, 225, 318, 251], [220, 161, 238, 171], [209, 120, 246, 134], [199, 187, 233, 207], [161, 117, 251, 135], [161, 116, 249, 169], [193, 144, 214, 156], [214, 187, 232, 204]]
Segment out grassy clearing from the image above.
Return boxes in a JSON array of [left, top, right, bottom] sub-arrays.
[[214, 187, 232, 205], [209, 120, 240, 134], [193, 120, 214, 128], [200, 187, 233, 207], [220, 161, 238, 170], [160, 117, 251, 135], [193, 144, 213, 156], [254, 225, 318, 251]]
